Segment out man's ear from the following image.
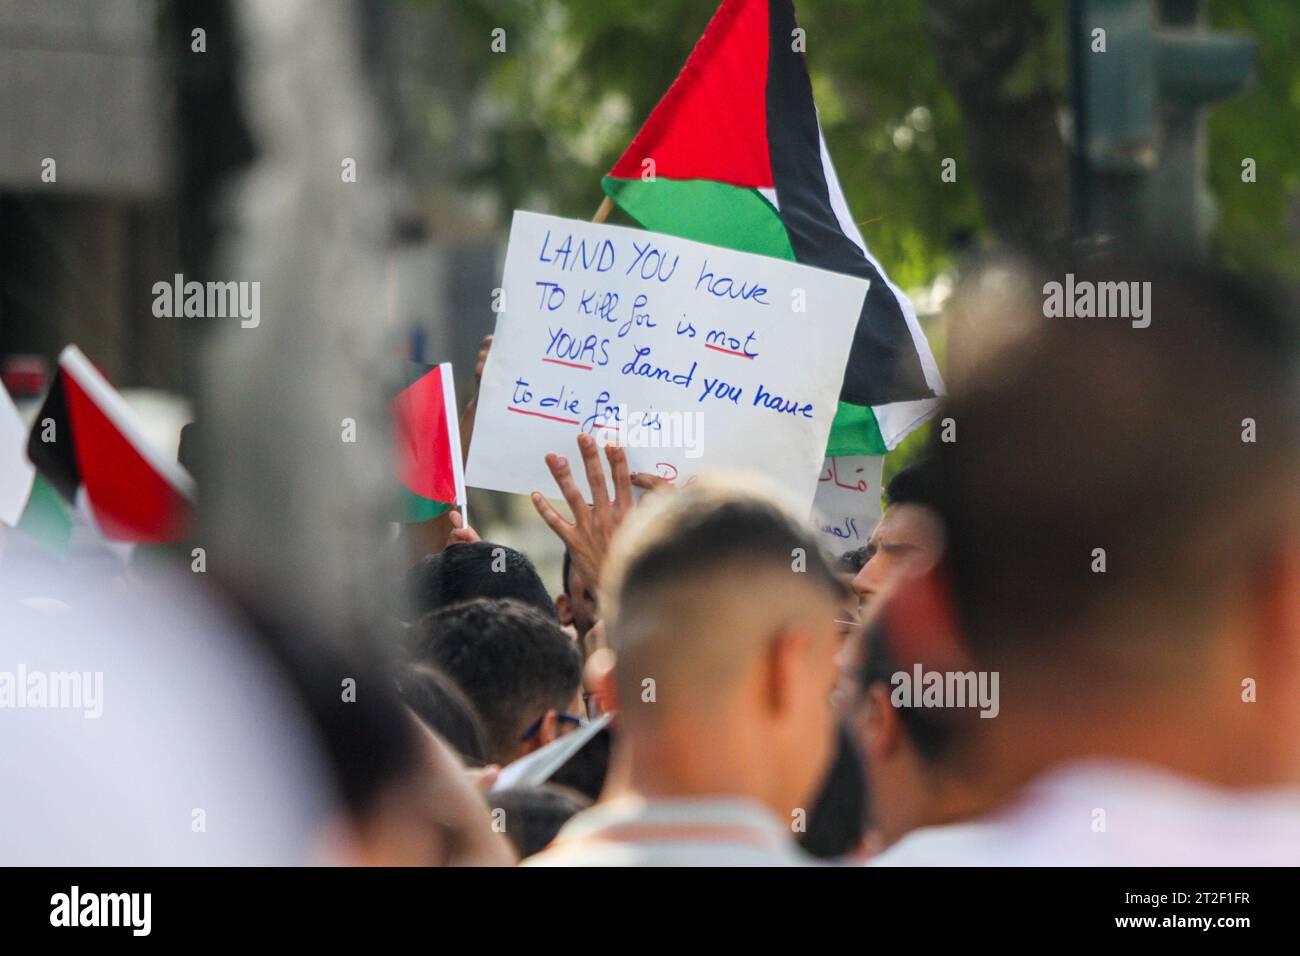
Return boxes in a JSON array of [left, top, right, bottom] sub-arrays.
[[529, 709, 561, 750], [556, 593, 573, 627], [863, 684, 902, 760], [764, 630, 808, 718], [586, 647, 617, 716]]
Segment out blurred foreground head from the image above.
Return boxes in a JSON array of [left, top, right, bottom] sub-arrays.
[[1, 567, 333, 865], [939, 256, 1300, 786], [251, 614, 514, 866], [599, 475, 846, 820]]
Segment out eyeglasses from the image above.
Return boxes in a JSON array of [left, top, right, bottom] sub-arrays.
[[519, 711, 585, 741]]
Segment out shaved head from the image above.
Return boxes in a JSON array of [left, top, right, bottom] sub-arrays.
[[602, 475, 845, 718]]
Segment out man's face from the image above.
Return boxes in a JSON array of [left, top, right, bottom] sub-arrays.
[[834, 629, 925, 849], [557, 564, 598, 640], [851, 504, 945, 603], [777, 593, 848, 813]]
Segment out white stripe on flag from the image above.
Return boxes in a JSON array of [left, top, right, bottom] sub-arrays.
[[438, 362, 468, 515], [871, 397, 942, 450], [0, 380, 36, 527], [59, 345, 197, 500], [815, 123, 947, 448]]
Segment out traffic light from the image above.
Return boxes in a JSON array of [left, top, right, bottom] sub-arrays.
[[1070, 0, 1256, 256]]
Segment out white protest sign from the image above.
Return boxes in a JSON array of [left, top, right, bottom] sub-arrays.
[[813, 455, 883, 556], [466, 211, 868, 513]]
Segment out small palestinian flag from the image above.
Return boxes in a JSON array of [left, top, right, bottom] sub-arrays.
[[393, 362, 466, 523], [0, 378, 36, 528], [1, 379, 72, 555], [602, 0, 944, 454], [27, 345, 194, 543]]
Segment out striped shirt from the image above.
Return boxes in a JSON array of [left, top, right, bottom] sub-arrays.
[[523, 795, 813, 867]]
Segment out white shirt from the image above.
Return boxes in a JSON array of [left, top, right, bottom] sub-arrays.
[[1, 567, 336, 865], [524, 795, 814, 866], [872, 759, 1300, 866]]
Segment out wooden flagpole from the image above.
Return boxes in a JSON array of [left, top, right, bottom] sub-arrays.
[[592, 195, 614, 223]]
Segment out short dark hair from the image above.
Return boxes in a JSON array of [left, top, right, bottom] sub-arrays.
[[610, 481, 843, 620], [837, 546, 869, 575], [561, 549, 572, 596], [489, 784, 591, 859], [604, 480, 846, 705], [406, 542, 556, 621], [885, 458, 940, 510], [799, 722, 868, 859], [396, 664, 489, 766], [410, 598, 581, 764], [857, 616, 953, 765], [939, 257, 1299, 668]]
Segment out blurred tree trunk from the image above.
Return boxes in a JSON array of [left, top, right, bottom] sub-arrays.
[[924, 0, 1069, 251]]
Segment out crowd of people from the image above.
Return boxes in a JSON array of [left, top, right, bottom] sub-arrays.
[[4, 255, 1297, 866]]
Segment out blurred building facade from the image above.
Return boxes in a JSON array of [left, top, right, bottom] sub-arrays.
[[0, 0, 503, 405], [0, 0, 180, 393]]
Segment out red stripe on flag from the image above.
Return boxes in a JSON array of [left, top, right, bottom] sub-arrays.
[[61, 372, 190, 542], [607, 0, 773, 188], [392, 365, 459, 505]]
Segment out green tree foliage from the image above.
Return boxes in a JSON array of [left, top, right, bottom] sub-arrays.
[[1208, 0, 1300, 279], [449, 0, 1295, 283], [451, 0, 981, 288]]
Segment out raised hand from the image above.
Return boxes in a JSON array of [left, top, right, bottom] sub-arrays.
[[446, 508, 481, 546], [530, 433, 633, 591]]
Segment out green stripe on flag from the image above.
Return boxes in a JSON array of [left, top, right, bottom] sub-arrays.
[[602, 176, 795, 261], [825, 401, 888, 457], [398, 484, 453, 524], [15, 474, 73, 556]]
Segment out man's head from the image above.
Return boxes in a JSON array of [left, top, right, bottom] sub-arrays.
[[839, 600, 972, 847], [852, 460, 946, 603], [489, 784, 592, 860], [397, 664, 489, 767], [556, 549, 598, 640], [410, 598, 583, 765], [600, 475, 847, 817], [406, 542, 555, 621], [938, 257, 1300, 786]]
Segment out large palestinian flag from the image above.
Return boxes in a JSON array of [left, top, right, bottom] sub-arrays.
[[27, 345, 194, 543], [392, 362, 466, 523], [601, 0, 944, 454]]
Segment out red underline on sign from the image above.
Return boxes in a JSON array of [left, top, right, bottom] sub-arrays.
[[508, 406, 581, 426], [542, 358, 593, 370], [704, 344, 755, 359]]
